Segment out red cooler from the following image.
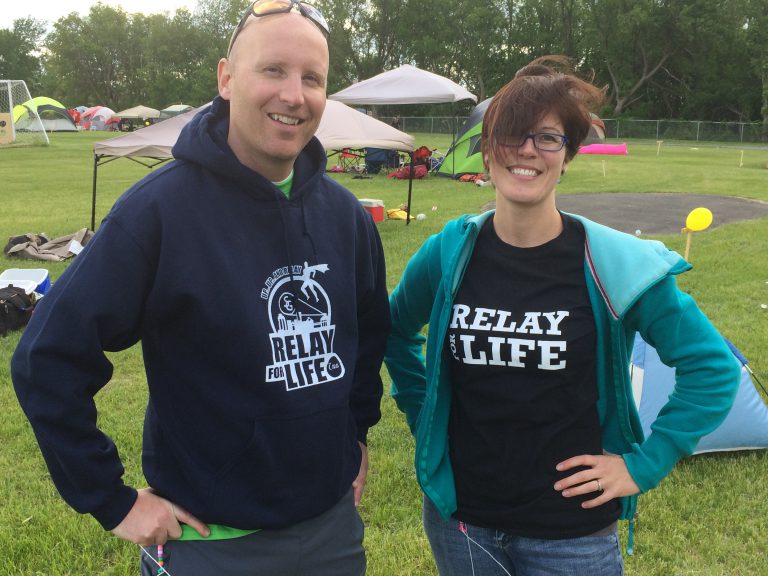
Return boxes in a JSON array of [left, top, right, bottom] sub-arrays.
[[359, 198, 384, 223]]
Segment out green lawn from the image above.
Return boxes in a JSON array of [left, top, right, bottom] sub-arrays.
[[1, 131, 767, 575]]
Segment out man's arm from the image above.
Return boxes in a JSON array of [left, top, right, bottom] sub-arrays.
[[346, 219, 390, 506], [12, 220, 151, 530], [349, 220, 390, 449]]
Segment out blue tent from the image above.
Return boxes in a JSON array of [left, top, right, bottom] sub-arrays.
[[631, 335, 768, 453]]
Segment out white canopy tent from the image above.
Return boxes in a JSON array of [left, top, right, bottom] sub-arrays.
[[329, 64, 476, 105], [330, 64, 477, 221], [90, 101, 415, 228]]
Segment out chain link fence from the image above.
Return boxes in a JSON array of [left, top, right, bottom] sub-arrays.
[[381, 116, 767, 145], [601, 119, 765, 144]]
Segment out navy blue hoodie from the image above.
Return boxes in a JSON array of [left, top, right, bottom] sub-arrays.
[[12, 97, 390, 531]]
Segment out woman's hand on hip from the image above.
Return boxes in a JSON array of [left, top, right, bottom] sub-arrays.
[[553, 452, 640, 508]]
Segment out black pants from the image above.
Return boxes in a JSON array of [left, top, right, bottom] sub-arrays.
[[140, 489, 365, 575]]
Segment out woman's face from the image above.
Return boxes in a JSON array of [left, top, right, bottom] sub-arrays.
[[487, 111, 569, 210]]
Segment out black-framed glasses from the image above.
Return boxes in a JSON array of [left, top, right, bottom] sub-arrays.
[[505, 132, 569, 152], [227, 0, 330, 57]]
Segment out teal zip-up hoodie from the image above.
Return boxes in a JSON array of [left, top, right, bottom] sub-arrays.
[[385, 211, 740, 532]]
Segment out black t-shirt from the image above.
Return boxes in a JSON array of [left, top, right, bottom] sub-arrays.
[[446, 213, 620, 538]]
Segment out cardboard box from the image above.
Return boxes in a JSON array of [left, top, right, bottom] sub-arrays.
[[0, 113, 14, 144]]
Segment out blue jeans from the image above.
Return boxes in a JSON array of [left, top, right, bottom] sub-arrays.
[[423, 496, 624, 576]]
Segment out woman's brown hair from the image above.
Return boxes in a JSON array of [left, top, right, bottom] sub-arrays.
[[481, 55, 605, 169]]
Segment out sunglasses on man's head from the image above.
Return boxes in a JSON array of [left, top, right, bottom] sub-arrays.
[[227, 0, 330, 57]]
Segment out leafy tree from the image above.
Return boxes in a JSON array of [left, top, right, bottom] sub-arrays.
[[743, 0, 767, 138], [511, 0, 581, 60], [403, 0, 505, 103], [582, 0, 680, 115], [42, 4, 219, 110], [26, 0, 766, 124], [194, 0, 244, 45], [0, 18, 46, 93], [673, 0, 759, 121], [42, 6, 133, 107], [136, 11, 217, 107], [316, 0, 409, 94]]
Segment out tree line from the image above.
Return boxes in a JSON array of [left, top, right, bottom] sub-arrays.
[[1, 0, 766, 135]]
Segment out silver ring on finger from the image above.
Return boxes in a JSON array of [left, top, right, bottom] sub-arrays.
[[595, 479, 604, 493]]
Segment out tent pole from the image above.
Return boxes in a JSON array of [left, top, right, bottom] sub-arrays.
[[406, 152, 414, 226], [452, 112, 456, 176], [91, 155, 99, 231]]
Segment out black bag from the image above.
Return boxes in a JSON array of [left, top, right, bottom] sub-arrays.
[[3, 233, 49, 257], [0, 286, 36, 337]]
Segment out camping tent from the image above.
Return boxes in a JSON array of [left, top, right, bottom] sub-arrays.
[[631, 335, 768, 453], [81, 106, 116, 130], [12, 96, 77, 132], [90, 100, 415, 228], [113, 105, 161, 120], [437, 97, 490, 178], [583, 113, 606, 145], [329, 64, 476, 105], [160, 104, 194, 118]]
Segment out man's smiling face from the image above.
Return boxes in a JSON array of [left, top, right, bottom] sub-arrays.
[[218, 11, 329, 181]]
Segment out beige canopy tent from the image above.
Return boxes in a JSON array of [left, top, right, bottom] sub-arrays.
[[113, 105, 161, 120], [316, 100, 413, 150], [90, 101, 415, 228]]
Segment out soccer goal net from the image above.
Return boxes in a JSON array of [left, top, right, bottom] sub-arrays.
[[0, 80, 50, 147]]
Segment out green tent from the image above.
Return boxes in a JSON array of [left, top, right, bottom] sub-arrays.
[[13, 96, 77, 132], [438, 98, 490, 178]]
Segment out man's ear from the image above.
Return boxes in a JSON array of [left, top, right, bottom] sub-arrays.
[[217, 58, 233, 100]]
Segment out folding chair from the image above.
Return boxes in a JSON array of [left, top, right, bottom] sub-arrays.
[[412, 146, 435, 171], [339, 148, 365, 172], [428, 150, 446, 173], [364, 148, 400, 174]]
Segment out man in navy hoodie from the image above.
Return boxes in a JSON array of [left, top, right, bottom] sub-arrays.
[[12, 2, 389, 574]]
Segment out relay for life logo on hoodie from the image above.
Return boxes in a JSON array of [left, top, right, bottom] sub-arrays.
[[262, 263, 346, 391]]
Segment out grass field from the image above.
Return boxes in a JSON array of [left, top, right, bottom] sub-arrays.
[[1, 130, 767, 575]]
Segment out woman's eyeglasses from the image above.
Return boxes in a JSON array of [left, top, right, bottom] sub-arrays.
[[504, 133, 569, 152], [227, 0, 330, 57]]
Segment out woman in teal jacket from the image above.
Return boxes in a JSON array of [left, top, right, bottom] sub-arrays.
[[385, 57, 740, 576]]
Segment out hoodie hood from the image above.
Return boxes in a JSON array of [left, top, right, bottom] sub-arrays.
[[172, 96, 329, 202]]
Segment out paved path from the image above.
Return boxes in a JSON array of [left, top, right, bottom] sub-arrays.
[[544, 193, 768, 235]]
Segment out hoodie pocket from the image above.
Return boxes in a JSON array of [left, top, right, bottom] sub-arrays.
[[207, 406, 358, 527]]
